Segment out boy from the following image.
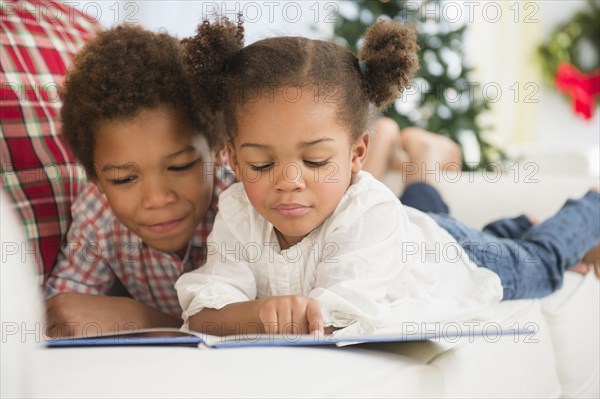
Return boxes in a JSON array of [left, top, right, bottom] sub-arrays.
[[44, 25, 234, 337]]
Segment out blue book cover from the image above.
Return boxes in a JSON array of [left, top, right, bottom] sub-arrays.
[[46, 328, 204, 348], [46, 322, 536, 349]]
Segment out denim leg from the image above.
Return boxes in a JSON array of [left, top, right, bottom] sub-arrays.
[[482, 215, 533, 239], [429, 190, 600, 300], [400, 182, 449, 214]]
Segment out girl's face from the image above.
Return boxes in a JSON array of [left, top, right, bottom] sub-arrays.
[[93, 107, 220, 257], [227, 91, 369, 249]]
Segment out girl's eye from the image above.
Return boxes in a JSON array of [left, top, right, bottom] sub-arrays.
[[304, 160, 329, 168], [249, 163, 274, 172], [169, 160, 198, 172], [111, 175, 137, 185]]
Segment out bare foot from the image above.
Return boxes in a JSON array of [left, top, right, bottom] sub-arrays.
[[525, 214, 540, 226], [569, 187, 599, 278], [398, 127, 462, 186], [568, 244, 600, 278], [581, 188, 599, 278], [363, 117, 402, 180], [570, 262, 591, 276], [389, 135, 411, 171], [582, 244, 600, 279]]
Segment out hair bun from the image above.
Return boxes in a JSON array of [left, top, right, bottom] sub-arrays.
[[359, 19, 420, 110], [182, 14, 244, 112]]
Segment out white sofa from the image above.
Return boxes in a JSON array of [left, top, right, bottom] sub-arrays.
[[2, 172, 599, 398]]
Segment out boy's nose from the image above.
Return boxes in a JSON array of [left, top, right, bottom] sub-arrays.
[[141, 179, 177, 208]]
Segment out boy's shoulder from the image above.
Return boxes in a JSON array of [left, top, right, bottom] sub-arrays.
[[70, 183, 122, 236], [73, 183, 111, 213]]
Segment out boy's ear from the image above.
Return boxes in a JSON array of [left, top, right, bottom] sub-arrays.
[[351, 132, 370, 174], [93, 178, 105, 194], [89, 167, 104, 193]]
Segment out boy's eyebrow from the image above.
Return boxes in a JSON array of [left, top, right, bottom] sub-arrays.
[[164, 146, 196, 159], [100, 146, 197, 172], [240, 138, 334, 150], [101, 163, 135, 172]]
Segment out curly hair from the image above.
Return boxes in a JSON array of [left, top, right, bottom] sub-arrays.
[[183, 16, 419, 140], [61, 25, 221, 180]]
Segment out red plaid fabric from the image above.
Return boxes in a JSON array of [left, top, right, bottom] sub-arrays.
[[45, 167, 236, 318], [1, 1, 101, 282]]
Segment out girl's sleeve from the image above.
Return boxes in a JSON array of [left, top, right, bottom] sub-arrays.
[[308, 200, 502, 336], [175, 188, 257, 323], [308, 201, 404, 335]]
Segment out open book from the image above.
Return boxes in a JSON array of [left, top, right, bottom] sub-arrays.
[[46, 321, 537, 348]]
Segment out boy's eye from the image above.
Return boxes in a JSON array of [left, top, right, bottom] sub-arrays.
[[304, 159, 329, 168], [169, 160, 198, 172], [111, 175, 137, 185], [249, 163, 274, 172]]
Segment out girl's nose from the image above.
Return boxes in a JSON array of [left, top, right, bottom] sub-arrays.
[[274, 162, 306, 192]]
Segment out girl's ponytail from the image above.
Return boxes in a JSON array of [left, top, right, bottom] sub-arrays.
[[182, 14, 244, 114], [359, 20, 420, 111]]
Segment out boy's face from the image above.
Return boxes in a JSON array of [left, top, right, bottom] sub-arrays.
[[93, 107, 218, 257], [227, 92, 368, 249]]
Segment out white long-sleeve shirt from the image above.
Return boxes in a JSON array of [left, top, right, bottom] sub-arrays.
[[176, 171, 503, 335]]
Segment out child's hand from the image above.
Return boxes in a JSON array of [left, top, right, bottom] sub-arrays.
[[258, 296, 324, 336]]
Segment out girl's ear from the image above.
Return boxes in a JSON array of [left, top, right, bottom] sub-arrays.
[[225, 140, 241, 180], [351, 132, 370, 174]]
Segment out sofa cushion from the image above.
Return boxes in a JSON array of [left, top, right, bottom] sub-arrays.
[[1, 190, 45, 398], [33, 345, 444, 398], [432, 299, 561, 398], [541, 272, 600, 398]]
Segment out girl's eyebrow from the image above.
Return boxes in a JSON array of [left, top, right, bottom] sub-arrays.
[[300, 138, 334, 147], [240, 138, 334, 150]]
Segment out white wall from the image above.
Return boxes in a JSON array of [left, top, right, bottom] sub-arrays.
[[462, 0, 599, 172], [77, 1, 334, 43]]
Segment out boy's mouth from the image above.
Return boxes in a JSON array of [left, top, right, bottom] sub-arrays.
[[144, 217, 185, 234]]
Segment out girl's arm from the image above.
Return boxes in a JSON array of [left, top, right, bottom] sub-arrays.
[[45, 293, 181, 337], [179, 185, 328, 337], [188, 295, 324, 336]]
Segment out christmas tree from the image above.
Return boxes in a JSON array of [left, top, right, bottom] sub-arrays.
[[334, 0, 501, 169]]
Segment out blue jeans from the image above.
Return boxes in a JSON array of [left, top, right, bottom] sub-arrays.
[[400, 183, 600, 300]]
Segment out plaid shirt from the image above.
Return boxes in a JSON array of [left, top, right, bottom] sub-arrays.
[[1, 1, 101, 281], [45, 167, 236, 318]]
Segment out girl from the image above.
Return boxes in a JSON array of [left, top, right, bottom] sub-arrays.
[[175, 16, 600, 337]]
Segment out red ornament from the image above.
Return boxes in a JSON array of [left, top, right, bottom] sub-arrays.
[[555, 62, 600, 120]]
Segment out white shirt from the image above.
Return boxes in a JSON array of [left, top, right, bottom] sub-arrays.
[[176, 171, 503, 335]]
